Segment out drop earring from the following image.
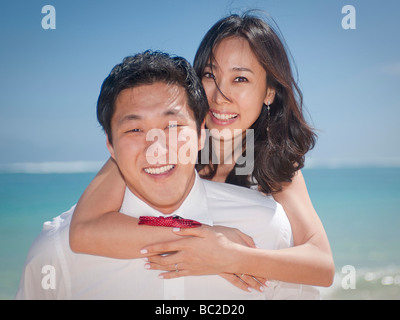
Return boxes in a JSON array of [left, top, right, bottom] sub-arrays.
[[266, 101, 271, 133]]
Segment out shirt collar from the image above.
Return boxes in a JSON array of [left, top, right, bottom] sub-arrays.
[[119, 171, 212, 225]]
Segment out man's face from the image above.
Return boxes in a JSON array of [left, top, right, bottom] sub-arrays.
[[107, 82, 204, 214]]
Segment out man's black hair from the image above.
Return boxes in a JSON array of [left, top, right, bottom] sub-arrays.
[[97, 50, 209, 144]]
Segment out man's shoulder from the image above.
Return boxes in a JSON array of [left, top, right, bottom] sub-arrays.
[[41, 205, 74, 235], [15, 206, 75, 300], [27, 205, 74, 258], [201, 179, 278, 209]]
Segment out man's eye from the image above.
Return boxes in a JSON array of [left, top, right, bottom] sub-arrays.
[[166, 123, 180, 129], [127, 128, 142, 133]]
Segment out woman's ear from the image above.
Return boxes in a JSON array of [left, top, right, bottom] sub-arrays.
[[264, 88, 276, 105]]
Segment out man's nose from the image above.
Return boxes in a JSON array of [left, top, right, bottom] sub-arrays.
[[145, 129, 169, 165]]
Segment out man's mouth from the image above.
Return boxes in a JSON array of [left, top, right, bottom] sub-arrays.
[[143, 164, 175, 175]]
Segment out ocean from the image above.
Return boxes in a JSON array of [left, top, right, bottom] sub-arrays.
[[1, 167, 399, 300]]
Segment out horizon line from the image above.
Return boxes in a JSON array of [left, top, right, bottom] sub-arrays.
[[1, 158, 400, 174], [304, 157, 400, 169], [0, 161, 105, 174]]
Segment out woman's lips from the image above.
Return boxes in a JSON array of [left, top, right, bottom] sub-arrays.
[[209, 109, 239, 125]]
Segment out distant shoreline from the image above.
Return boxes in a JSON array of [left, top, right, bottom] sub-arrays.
[[1, 158, 400, 174], [0, 161, 105, 174]]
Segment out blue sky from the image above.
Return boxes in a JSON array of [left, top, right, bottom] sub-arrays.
[[1, 0, 399, 169]]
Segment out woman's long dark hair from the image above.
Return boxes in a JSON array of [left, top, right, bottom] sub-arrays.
[[194, 13, 317, 194]]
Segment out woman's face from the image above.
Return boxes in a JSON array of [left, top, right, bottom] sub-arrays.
[[201, 36, 275, 140]]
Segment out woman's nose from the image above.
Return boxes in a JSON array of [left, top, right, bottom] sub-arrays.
[[211, 80, 231, 105]]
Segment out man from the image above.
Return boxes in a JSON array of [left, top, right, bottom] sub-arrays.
[[16, 51, 319, 299]]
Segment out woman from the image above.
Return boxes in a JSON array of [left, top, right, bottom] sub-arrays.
[[70, 13, 334, 292]]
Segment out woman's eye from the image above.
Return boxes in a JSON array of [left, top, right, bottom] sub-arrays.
[[203, 72, 215, 80], [234, 76, 248, 82]]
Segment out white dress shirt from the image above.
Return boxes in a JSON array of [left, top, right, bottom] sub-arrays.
[[15, 172, 319, 300]]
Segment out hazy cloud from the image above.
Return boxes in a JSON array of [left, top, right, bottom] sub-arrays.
[[380, 62, 400, 76]]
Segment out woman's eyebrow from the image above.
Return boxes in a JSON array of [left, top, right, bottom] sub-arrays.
[[231, 66, 253, 73], [205, 63, 253, 74], [204, 63, 218, 70]]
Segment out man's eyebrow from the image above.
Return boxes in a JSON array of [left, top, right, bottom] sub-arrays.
[[118, 114, 142, 124], [118, 108, 185, 124], [163, 105, 187, 117]]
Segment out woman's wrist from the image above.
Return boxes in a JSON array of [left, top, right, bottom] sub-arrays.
[[228, 245, 272, 279], [227, 244, 248, 274]]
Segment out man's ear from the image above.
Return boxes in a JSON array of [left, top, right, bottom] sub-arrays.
[[198, 120, 206, 151], [106, 135, 116, 160], [264, 88, 276, 105]]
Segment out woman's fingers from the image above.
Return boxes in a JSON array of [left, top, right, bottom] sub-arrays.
[[158, 268, 190, 279], [211, 225, 256, 248], [219, 273, 252, 292], [238, 232, 256, 248], [140, 226, 208, 255], [144, 261, 181, 272], [144, 257, 189, 279], [141, 239, 184, 256], [144, 253, 269, 293], [172, 225, 211, 237], [239, 274, 267, 292], [219, 273, 267, 292], [145, 252, 180, 266]]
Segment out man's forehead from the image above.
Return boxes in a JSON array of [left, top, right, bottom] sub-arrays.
[[121, 83, 185, 106], [114, 83, 192, 121]]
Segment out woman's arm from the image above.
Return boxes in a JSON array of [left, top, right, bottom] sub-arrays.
[[270, 170, 335, 286], [69, 160, 262, 291], [142, 170, 335, 287], [69, 158, 256, 260], [69, 158, 182, 258]]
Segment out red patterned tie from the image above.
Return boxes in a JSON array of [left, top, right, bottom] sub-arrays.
[[138, 216, 201, 228]]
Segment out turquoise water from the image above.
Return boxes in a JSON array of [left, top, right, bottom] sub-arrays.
[[303, 168, 400, 299], [0, 172, 97, 299], [1, 168, 399, 299]]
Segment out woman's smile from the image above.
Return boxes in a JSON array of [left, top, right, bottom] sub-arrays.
[[209, 109, 239, 126]]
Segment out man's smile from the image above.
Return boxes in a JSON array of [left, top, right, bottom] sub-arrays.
[[143, 164, 176, 176]]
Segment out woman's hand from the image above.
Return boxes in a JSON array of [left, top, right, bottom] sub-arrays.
[[141, 225, 267, 292], [219, 273, 268, 293]]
